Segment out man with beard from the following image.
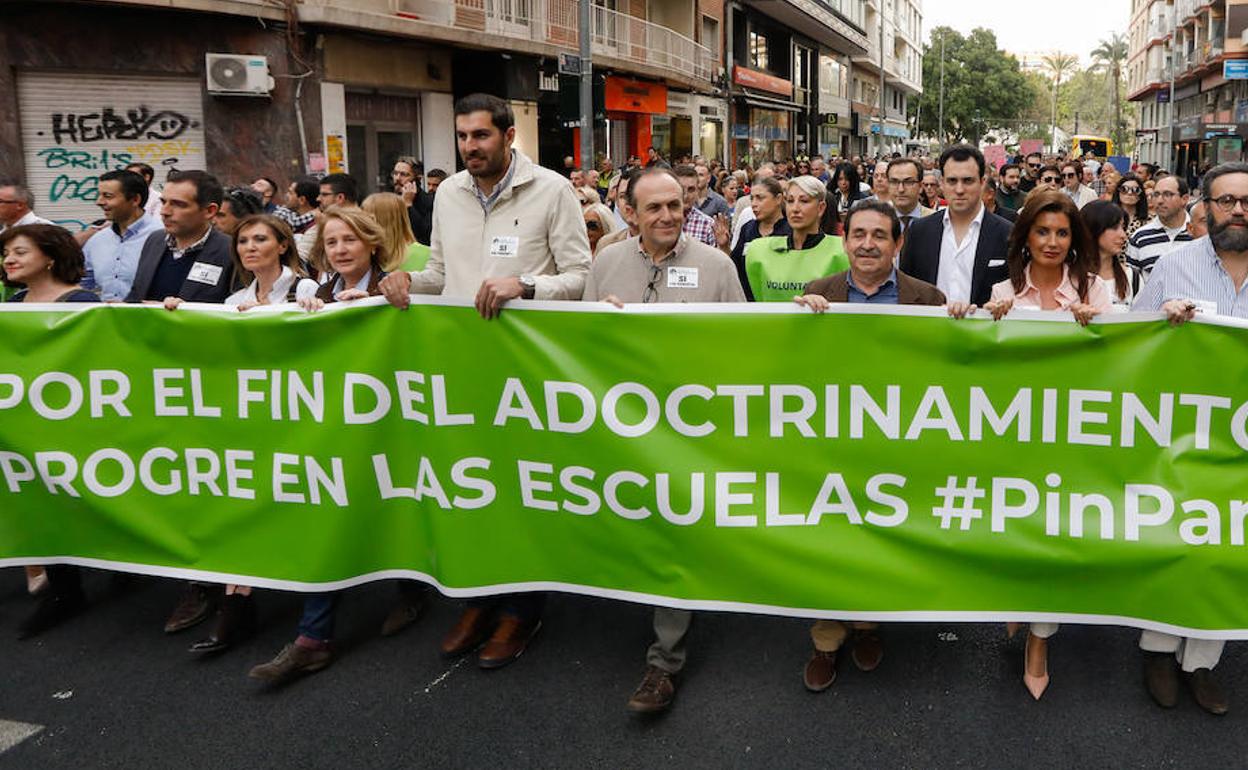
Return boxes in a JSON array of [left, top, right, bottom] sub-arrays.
[[1131, 162, 1248, 717], [393, 155, 434, 245], [379, 94, 590, 670]]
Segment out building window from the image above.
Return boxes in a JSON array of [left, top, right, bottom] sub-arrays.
[[701, 15, 719, 59], [749, 30, 769, 71]]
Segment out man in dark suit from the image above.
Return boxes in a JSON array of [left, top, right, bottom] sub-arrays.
[[125, 169, 234, 304], [899, 144, 1012, 307]]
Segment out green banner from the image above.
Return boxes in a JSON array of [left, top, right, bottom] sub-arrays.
[[2, 299, 1248, 638]]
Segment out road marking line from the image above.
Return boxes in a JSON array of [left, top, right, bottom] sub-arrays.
[[0, 719, 43, 754], [422, 656, 470, 694]]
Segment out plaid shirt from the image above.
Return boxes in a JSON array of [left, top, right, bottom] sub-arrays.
[[682, 207, 717, 246], [274, 206, 317, 233]]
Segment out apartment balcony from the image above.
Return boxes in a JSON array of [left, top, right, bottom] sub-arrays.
[[102, 0, 717, 87]]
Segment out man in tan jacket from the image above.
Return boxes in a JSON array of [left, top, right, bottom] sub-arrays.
[[381, 93, 591, 319], [380, 93, 591, 668]]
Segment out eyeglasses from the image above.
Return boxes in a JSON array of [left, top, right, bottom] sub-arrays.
[[1119, 186, 1141, 194], [642, 263, 662, 303], [1062, 172, 1077, 178], [1212, 194, 1248, 212], [1027, 163, 1042, 169], [1041, 176, 1059, 184]]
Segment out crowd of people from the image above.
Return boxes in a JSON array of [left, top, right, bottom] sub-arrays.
[[2, 92, 1247, 718]]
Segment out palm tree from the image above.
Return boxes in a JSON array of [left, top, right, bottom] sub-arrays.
[[1042, 52, 1079, 151], [1092, 34, 1129, 152]]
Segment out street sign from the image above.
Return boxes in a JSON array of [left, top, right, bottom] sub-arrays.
[[1224, 60, 1248, 80], [558, 53, 581, 76]]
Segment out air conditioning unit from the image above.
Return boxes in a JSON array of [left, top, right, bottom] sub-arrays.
[[205, 54, 274, 96]]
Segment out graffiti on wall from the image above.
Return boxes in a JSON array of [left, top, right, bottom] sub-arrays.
[[19, 79, 208, 231]]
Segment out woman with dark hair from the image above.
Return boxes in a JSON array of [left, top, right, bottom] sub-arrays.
[[828, 162, 865, 219], [1111, 173, 1150, 238], [1081, 200, 1140, 307], [724, 176, 790, 293], [985, 191, 1111, 701], [1, 224, 97, 638]]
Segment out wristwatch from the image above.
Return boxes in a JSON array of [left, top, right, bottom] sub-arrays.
[[519, 274, 536, 299]]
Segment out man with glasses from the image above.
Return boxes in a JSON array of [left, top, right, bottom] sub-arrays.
[[0, 180, 53, 234], [1130, 162, 1248, 717], [885, 158, 931, 235], [1127, 175, 1192, 277], [583, 165, 744, 714], [1018, 152, 1043, 193], [1035, 165, 1062, 194]]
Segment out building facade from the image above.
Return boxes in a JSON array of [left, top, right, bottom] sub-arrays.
[[1127, 0, 1248, 172], [850, 0, 923, 156], [0, 0, 720, 232]]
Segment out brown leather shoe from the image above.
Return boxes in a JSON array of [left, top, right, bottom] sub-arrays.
[[1144, 652, 1180, 708], [852, 629, 884, 672], [248, 643, 332, 683], [803, 650, 838, 692], [164, 583, 218, 634], [439, 607, 494, 657], [477, 615, 541, 669], [626, 665, 677, 713], [1189, 668, 1229, 715]]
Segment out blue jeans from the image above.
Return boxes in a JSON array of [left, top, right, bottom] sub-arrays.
[[297, 592, 340, 643]]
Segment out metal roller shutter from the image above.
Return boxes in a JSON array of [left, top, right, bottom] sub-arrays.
[[17, 72, 207, 231]]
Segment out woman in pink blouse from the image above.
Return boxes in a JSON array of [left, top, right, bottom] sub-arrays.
[[981, 191, 1111, 701], [984, 190, 1112, 328]]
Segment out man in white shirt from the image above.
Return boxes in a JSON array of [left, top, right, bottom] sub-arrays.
[[0, 181, 54, 234], [898, 144, 1011, 306]]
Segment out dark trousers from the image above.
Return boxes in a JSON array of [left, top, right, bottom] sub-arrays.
[[297, 592, 340, 643], [468, 592, 545, 622]]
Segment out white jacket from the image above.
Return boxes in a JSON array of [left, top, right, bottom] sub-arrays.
[[409, 149, 591, 300]]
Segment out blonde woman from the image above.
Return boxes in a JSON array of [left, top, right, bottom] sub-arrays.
[[362, 192, 430, 273], [582, 202, 620, 255]]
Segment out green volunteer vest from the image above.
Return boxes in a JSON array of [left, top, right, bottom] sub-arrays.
[[743, 234, 849, 302]]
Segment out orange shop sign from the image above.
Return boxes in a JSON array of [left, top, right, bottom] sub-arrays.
[[604, 77, 667, 114], [732, 66, 793, 98]]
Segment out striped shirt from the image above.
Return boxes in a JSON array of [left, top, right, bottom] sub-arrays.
[[1132, 236, 1248, 318], [1126, 214, 1192, 276]]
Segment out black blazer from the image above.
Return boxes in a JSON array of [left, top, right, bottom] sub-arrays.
[[898, 208, 1013, 306], [125, 227, 236, 303]]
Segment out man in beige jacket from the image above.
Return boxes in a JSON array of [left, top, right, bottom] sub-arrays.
[[380, 93, 591, 668], [380, 93, 591, 319]]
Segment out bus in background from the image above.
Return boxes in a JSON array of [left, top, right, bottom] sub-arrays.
[[1071, 135, 1113, 160]]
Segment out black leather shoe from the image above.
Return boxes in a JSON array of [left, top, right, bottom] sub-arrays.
[[189, 593, 258, 655], [164, 583, 219, 634], [18, 590, 86, 639]]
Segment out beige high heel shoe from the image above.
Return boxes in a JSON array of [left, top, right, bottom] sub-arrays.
[[1023, 632, 1050, 700]]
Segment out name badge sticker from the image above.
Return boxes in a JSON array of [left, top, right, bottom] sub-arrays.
[[490, 236, 520, 259], [667, 266, 699, 289], [187, 262, 224, 286]]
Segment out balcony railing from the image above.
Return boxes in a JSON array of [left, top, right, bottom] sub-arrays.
[[305, 0, 714, 82]]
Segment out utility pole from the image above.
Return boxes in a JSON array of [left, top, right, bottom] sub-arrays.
[[937, 31, 945, 146], [878, 7, 886, 156], [1167, 2, 1178, 173], [579, 0, 594, 171]]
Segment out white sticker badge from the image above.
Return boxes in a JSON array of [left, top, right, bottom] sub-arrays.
[[490, 236, 520, 259], [667, 266, 699, 289], [187, 262, 224, 286]]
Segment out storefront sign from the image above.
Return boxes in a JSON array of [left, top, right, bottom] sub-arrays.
[[732, 66, 793, 98], [1156, 90, 1171, 103], [604, 76, 667, 114], [819, 113, 839, 126], [1176, 116, 1203, 141], [558, 53, 582, 76]]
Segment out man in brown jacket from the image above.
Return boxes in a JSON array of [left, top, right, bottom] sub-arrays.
[[798, 200, 945, 309], [794, 199, 943, 691]]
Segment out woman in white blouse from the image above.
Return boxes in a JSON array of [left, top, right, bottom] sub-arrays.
[[225, 214, 319, 308]]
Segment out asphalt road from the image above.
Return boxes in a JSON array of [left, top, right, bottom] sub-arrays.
[[0, 567, 1243, 768]]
